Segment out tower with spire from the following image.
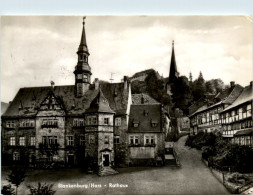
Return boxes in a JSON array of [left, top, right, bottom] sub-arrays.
[[74, 17, 92, 97], [166, 40, 179, 95]]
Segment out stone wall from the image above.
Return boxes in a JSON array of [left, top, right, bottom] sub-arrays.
[[114, 115, 128, 166]]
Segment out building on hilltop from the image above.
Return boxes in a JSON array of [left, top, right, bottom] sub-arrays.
[[1, 18, 170, 170]]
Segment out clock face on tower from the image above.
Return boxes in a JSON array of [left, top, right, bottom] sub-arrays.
[[77, 74, 82, 79]]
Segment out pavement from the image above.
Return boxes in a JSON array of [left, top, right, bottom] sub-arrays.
[[2, 136, 230, 194], [243, 187, 253, 194]]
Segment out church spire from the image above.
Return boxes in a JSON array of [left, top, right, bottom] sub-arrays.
[[77, 17, 89, 54], [168, 40, 179, 83]]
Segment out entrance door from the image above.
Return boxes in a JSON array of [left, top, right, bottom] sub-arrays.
[[68, 155, 75, 167], [103, 154, 110, 166]]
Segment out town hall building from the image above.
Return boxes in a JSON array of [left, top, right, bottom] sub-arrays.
[[1, 18, 171, 172]]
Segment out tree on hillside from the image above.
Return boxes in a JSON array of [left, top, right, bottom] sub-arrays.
[[205, 79, 225, 94], [192, 71, 206, 101], [145, 71, 171, 105], [131, 80, 148, 94], [171, 76, 193, 112]]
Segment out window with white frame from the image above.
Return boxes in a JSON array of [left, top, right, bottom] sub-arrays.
[[87, 116, 97, 125], [104, 118, 109, 125], [130, 136, 134, 144], [30, 137, 36, 146], [89, 135, 95, 144], [67, 136, 74, 146], [54, 136, 58, 144], [115, 118, 121, 126], [20, 119, 35, 128], [247, 104, 252, 117], [114, 135, 120, 144], [104, 135, 109, 144], [10, 137, 15, 146], [73, 119, 78, 127], [129, 135, 139, 145], [19, 137, 25, 146], [13, 152, 20, 161], [48, 136, 53, 145], [73, 118, 85, 127], [6, 121, 15, 128], [145, 135, 155, 145], [41, 119, 58, 128], [42, 136, 47, 144], [80, 135, 85, 145]]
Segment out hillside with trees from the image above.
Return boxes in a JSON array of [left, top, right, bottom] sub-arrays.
[[130, 69, 228, 114]]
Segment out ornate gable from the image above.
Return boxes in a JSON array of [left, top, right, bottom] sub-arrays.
[[37, 91, 65, 116]]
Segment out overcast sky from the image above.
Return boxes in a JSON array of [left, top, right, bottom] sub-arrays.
[[1, 16, 252, 102]]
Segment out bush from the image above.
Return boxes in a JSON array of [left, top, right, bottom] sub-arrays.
[[1, 184, 15, 195], [185, 132, 216, 149], [27, 182, 56, 195], [186, 132, 253, 173]]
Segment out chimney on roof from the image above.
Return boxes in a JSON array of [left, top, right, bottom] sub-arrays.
[[95, 78, 99, 90], [250, 81, 253, 87], [230, 81, 235, 88], [124, 76, 128, 90], [51, 81, 55, 89]]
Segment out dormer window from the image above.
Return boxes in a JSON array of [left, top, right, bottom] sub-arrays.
[[151, 120, 158, 127], [133, 123, 139, 127]]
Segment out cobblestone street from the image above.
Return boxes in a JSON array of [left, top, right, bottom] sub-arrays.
[[1, 136, 230, 194]]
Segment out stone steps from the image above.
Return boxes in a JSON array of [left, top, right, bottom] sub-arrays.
[[98, 166, 119, 176]]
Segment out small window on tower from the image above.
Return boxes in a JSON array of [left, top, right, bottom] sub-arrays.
[[83, 75, 88, 82], [77, 74, 82, 79]]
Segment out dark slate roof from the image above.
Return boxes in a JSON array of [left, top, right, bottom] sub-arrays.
[[128, 104, 162, 133], [132, 94, 159, 105], [3, 82, 129, 117], [188, 94, 216, 115], [222, 84, 253, 112], [217, 85, 243, 104], [189, 84, 243, 117], [86, 89, 115, 113], [1, 102, 9, 115]]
